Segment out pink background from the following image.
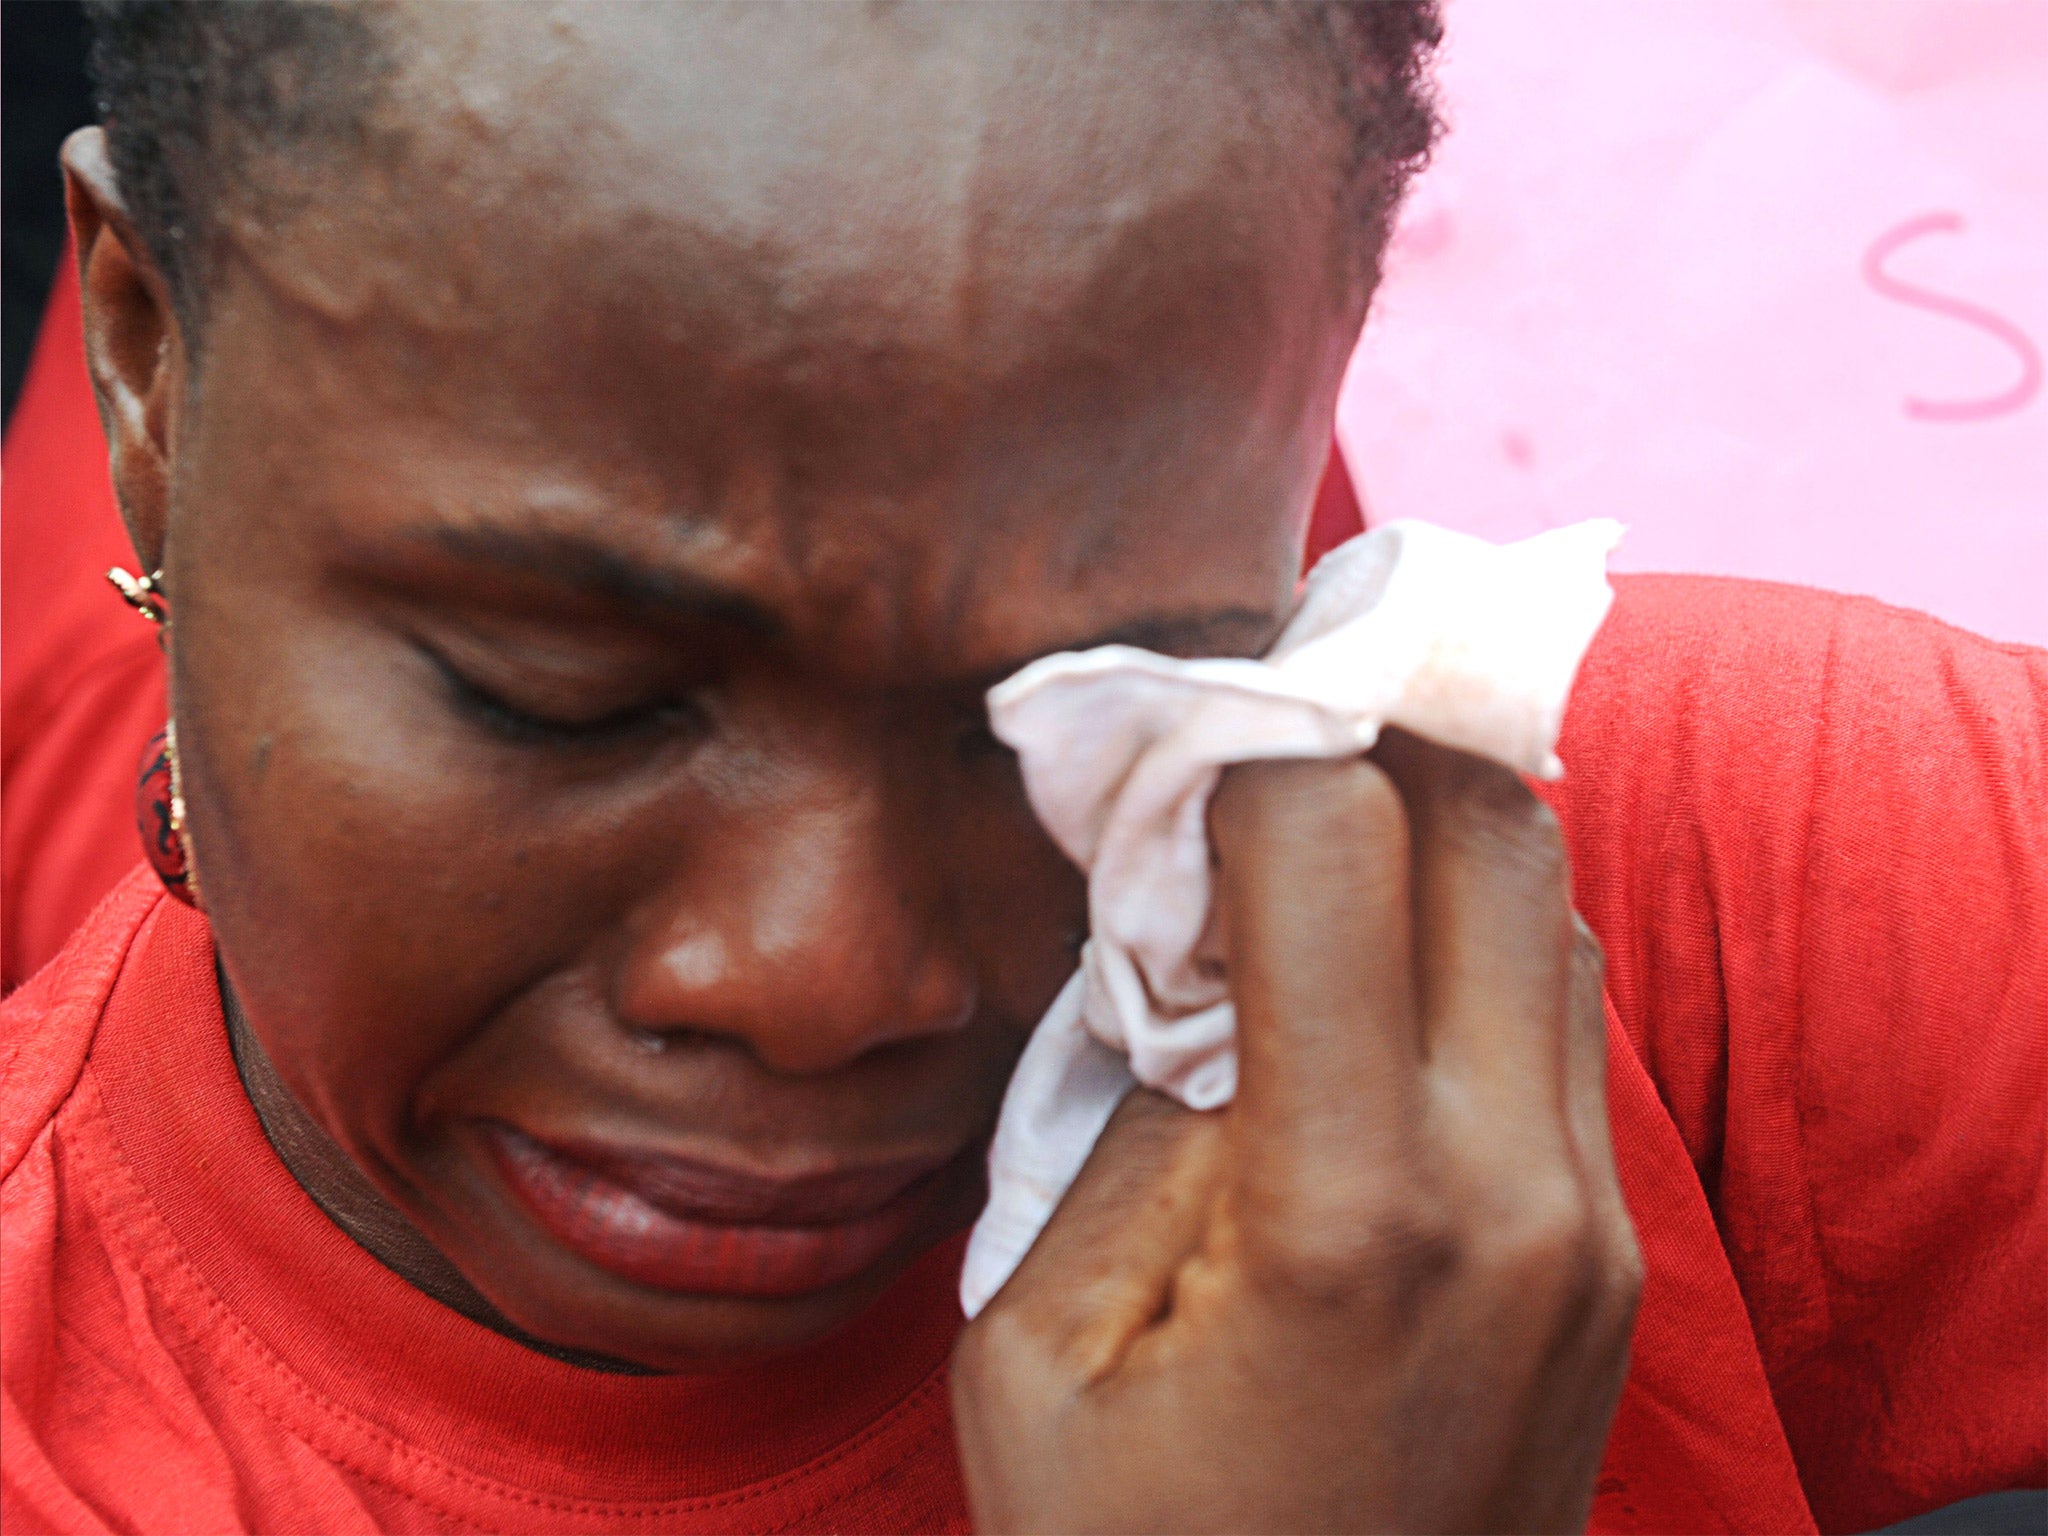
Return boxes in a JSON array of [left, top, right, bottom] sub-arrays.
[[1339, 0, 2047, 646]]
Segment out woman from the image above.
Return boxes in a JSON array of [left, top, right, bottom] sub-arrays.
[[4, 4, 2041, 1532]]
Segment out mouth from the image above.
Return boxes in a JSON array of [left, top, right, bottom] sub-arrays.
[[485, 1124, 954, 1298]]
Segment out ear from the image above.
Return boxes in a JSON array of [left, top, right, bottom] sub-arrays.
[[61, 125, 189, 577]]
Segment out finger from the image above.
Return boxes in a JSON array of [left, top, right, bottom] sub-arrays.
[[1372, 729, 1574, 1124], [1208, 755, 1423, 1197], [1561, 915, 1621, 1200], [1561, 916, 1641, 1302], [978, 1089, 1221, 1380], [1491, 916, 1642, 1533]]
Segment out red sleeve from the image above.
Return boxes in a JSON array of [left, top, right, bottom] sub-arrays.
[[2, 249, 165, 991], [1550, 574, 2048, 1533]]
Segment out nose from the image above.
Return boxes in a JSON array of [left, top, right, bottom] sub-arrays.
[[612, 779, 978, 1076]]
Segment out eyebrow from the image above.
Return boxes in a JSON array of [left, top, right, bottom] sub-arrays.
[[419, 525, 783, 637], [412, 523, 1277, 671]]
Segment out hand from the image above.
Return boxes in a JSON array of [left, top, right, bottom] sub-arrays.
[[951, 731, 1643, 1533]]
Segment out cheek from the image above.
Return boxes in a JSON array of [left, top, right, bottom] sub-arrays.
[[172, 608, 669, 1148], [176, 601, 1086, 1155]]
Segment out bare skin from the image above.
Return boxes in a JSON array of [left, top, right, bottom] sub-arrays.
[[955, 741, 1640, 1532], [65, 5, 1637, 1527]]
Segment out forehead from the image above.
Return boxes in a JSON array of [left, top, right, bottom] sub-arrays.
[[206, 3, 1349, 675]]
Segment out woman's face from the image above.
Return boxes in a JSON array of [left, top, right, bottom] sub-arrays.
[[127, 7, 1357, 1367]]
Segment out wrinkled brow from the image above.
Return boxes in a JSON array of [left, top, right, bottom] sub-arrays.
[[409, 523, 1277, 676], [421, 525, 783, 637]]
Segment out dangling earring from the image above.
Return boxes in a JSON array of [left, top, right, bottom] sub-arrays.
[[135, 722, 200, 907], [109, 566, 201, 909]]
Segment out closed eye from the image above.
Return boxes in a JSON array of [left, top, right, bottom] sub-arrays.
[[421, 644, 709, 749]]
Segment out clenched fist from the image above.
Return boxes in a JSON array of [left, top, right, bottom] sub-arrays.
[[952, 732, 1642, 1533]]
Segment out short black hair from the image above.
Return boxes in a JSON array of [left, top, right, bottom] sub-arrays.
[[1280, 2, 1446, 239], [84, 0, 391, 329], [86, 0, 1441, 330]]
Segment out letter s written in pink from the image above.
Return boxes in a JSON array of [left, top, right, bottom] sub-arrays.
[[1862, 211, 2041, 423]]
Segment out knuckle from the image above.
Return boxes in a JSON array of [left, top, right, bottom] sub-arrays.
[[1571, 913, 1607, 981], [1565, 1224, 1646, 1358], [1212, 755, 1402, 862], [1447, 768, 1567, 883], [1248, 1186, 1464, 1309], [1488, 1173, 1599, 1292], [1510, 797, 1568, 878], [1602, 1219, 1648, 1316]]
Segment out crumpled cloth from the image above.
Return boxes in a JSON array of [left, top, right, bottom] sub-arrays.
[[960, 518, 1624, 1317]]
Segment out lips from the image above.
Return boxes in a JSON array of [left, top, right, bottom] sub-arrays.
[[486, 1124, 947, 1298]]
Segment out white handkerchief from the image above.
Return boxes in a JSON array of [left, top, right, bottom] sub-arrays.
[[960, 518, 1623, 1317]]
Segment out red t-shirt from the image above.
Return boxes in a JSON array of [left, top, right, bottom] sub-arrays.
[[1, 254, 169, 993], [3, 573, 2042, 1535]]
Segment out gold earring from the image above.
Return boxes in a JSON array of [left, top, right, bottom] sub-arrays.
[[111, 567, 201, 906], [164, 718, 191, 845], [136, 718, 202, 909], [107, 567, 170, 626]]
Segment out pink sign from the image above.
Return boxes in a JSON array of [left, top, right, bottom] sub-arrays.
[[1340, 0, 2047, 646]]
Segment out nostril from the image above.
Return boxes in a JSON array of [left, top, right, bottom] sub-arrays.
[[612, 864, 979, 1068], [610, 925, 732, 1036]]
